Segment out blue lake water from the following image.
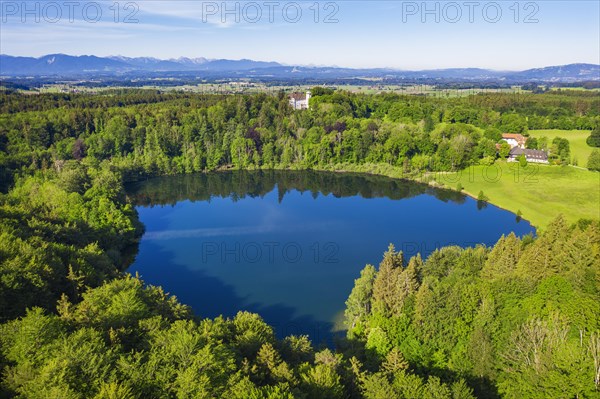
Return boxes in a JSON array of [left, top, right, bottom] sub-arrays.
[[126, 171, 535, 345]]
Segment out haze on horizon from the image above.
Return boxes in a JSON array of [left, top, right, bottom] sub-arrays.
[[1, 1, 599, 70]]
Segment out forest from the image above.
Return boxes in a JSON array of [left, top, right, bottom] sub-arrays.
[[1, 88, 599, 187], [0, 88, 599, 398]]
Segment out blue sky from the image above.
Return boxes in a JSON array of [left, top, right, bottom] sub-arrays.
[[1, 1, 599, 70]]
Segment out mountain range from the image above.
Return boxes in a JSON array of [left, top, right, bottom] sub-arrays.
[[1, 54, 599, 83]]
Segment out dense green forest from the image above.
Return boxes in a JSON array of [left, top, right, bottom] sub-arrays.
[[344, 218, 600, 398], [1, 88, 599, 190], [0, 166, 478, 398], [0, 89, 599, 398]]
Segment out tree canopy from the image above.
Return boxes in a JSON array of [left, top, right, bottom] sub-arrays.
[[1, 88, 599, 398]]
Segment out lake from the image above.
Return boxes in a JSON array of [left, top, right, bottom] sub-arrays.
[[126, 170, 535, 345]]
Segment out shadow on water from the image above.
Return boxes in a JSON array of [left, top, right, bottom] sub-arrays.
[[129, 239, 339, 346]]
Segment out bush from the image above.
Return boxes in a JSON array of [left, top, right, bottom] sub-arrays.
[[586, 126, 600, 147], [477, 190, 489, 202], [480, 156, 495, 166], [587, 149, 600, 171]]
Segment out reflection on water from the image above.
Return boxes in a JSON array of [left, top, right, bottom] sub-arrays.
[[127, 170, 534, 345]]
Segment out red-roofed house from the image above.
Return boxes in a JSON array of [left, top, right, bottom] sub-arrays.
[[502, 133, 527, 149]]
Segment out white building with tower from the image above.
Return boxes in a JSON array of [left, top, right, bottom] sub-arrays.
[[289, 91, 311, 110]]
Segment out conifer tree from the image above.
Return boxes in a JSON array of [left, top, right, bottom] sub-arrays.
[[400, 254, 423, 296], [372, 244, 404, 315], [481, 232, 522, 279], [381, 347, 409, 375], [517, 215, 570, 280], [345, 264, 377, 330]]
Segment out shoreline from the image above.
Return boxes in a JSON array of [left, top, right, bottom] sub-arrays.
[[125, 161, 538, 230]]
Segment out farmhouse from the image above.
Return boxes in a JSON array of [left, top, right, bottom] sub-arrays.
[[289, 91, 311, 110], [502, 133, 527, 149], [508, 147, 549, 164]]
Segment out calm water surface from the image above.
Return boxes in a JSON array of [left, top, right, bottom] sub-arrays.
[[127, 171, 534, 344]]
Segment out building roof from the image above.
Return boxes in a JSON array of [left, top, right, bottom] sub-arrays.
[[289, 92, 307, 101], [525, 149, 548, 160], [502, 133, 527, 143], [509, 147, 524, 156], [509, 147, 548, 160]]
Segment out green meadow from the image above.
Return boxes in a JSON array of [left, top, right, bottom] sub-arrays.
[[438, 161, 600, 229], [528, 129, 594, 166]]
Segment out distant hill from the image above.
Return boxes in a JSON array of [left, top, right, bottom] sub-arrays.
[[0, 54, 130, 74], [0, 54, 284, 75], [1, 54, 598, 82], [507, 64, 600, 82]]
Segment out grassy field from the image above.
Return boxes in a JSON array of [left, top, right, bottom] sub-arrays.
[[528, 129, 593, 166], [438, 161, 600, 229]]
